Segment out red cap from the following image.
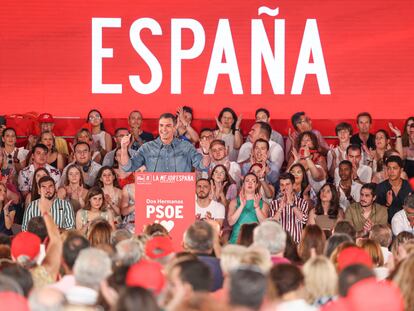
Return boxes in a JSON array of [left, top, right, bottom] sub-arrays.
[[0, 292, 30, 311], [337, 247, 373, 271], [145, 236, 174, 259], [37, 113, 54, 123], [347, 278, 404, 311], [126, 260, 165, 294], [11, 232, 41, 261]]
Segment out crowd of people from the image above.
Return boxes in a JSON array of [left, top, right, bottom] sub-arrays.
[[0, 108, 414, 310]]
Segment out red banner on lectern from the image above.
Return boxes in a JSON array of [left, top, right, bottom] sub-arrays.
[[1, 0, 413, 119], [134, 172, 196, 250]]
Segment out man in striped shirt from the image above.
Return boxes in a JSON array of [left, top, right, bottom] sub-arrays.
[[270, 173, 309, 244], [22, 176, 75, 231]]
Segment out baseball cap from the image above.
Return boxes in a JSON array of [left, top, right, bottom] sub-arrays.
[[145, 236, 174, 259], [11, 232, 41, 261], [0, 292, 30, 311], [337, 247, 373, 271], [37, 113, 54, 123], [126, 260, 165, 294]]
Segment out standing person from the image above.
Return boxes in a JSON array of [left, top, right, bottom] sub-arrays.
[[120, 113, 209, 172], [308, 183, 343, 231], [195, 179, 225, 227], [57, 164, 88, 213], [38, 131, 66, 171], [22, 176, 75, 231], [345, 183, 388, 236], [1, 127, 28, 173], [0, 183, 15, 235], [36, 113, 69, 156], [375, 156, 412, 223], [336, 160, 362, 212], [350, 112, 376, 149], [86, 109, 113, 153], [255, 108, 284, 149], [270, 173, 309, 244], [75, 187, 115, 234], [228, 173, 269, 244], [18, 144, 61, 198], [60, 142, 102, 188], [334, 144, 372, 184], [214, 107, 243, 162], [95, 166, 122, 219], [128, 110, 154, 152], [327, 122, 352, 179]]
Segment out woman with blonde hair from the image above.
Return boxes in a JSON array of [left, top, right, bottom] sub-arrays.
[[303, 256, 337, 307], [87, 219, 113, 247], [357, 238, 388, 280], [392, 254, 414, 311]]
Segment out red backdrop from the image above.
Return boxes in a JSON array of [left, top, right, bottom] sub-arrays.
[[1, 0, 413, 120]]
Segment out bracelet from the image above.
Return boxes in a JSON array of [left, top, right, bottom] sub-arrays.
[[396, 135, 401, 138], [234, 128, 241, 132]]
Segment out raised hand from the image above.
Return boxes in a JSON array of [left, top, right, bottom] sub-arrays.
[[253, 193, 261, 208], [288, 128, 295, 144], [388, 123, 402, 137], [120, 134, 131, 149], [3, 200, 13, 214], [292, 147, 300, 163], [235, 114, 243, 129], [386, 190, 394, 207], [216, 118, 224, 133]]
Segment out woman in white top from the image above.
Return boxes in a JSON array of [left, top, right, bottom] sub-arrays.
[[87, 109, 113, 153], [288, 131, 327, 193], [214, 107, 243, 162]]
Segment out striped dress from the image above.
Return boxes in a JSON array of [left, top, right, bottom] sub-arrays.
[[22, 198, 75, 231]]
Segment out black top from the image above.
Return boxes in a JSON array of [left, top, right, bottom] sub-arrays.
[[130, 131, 155, 151], [350, 133, 376, 149], [0, 204, 15, 236], [375, 179, 413, 223]]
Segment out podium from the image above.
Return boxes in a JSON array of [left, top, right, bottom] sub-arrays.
[[135, 172, 196, 250]]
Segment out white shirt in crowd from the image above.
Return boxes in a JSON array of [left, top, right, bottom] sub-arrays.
[[391, 210, 414, 236], [336, 181, 362, 211], [334, 164, 372, 184], [237, 140, 284, 171], [327, 146, 347, 171], [195, 200, 225, 220]]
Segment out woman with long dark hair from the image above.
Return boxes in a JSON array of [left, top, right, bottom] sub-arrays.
[[308, 183, 343, 231], [87, 109, 113, 153]]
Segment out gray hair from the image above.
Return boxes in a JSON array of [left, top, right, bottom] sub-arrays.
[[29, 287, 67, 311], [73, 248, 112, 290], [404, 194, 414, 209], [115, 239, 144, 266], [111, 229, 133, 246], [183, 221, 213, 253], [253, 221, 286, 255], [0, 274, 23, 295], [220, 244, 248, 275]]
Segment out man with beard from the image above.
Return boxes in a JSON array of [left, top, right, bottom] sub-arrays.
[[345, 183, 387, 236], [375, 156, 412, 223], [22, 176, 75, 231], [195, 179, 225, 227]]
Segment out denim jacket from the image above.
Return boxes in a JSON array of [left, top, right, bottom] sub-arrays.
[[122, 137, 206, 172]]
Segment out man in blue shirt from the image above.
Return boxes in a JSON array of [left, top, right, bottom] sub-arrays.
[[120, 113, 209, 172]]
